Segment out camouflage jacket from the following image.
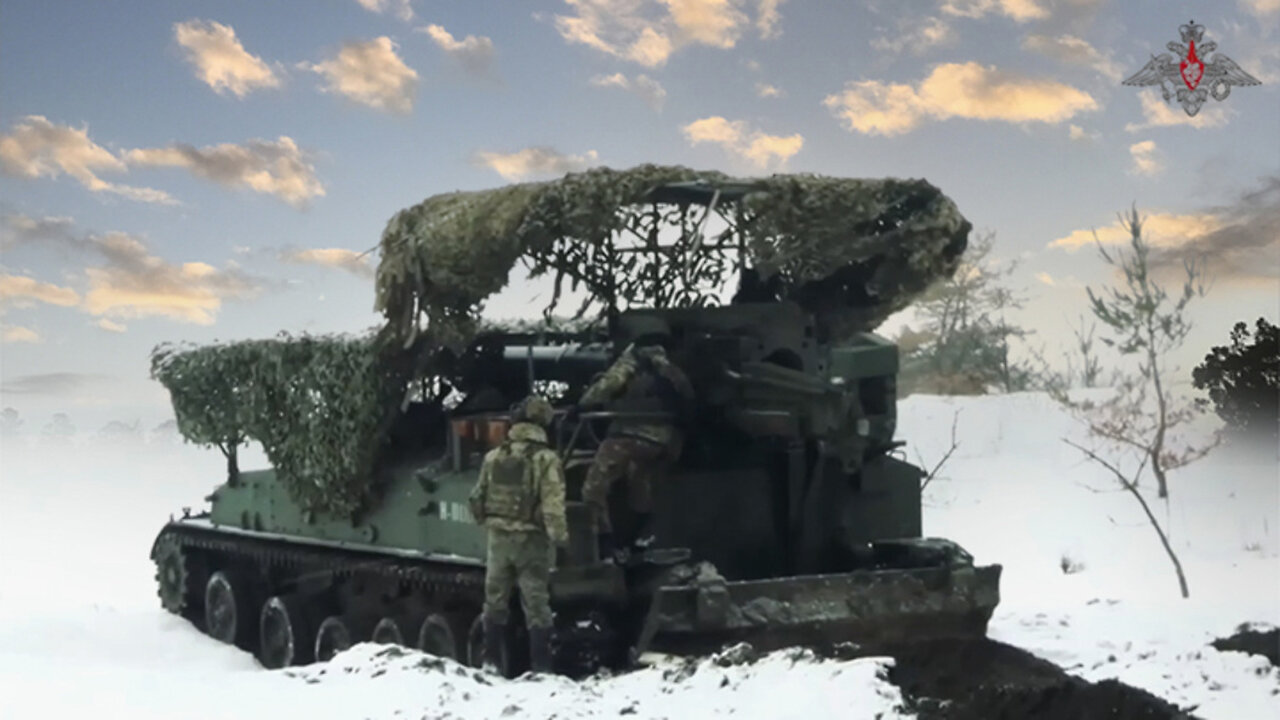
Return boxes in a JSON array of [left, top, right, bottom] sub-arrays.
[[578, 347, 694, 447], [468, 422, 568, 545]]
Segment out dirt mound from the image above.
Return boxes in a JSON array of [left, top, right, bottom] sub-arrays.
[[883, 639, 1200, 720], [1212, 624, 1279, 666]]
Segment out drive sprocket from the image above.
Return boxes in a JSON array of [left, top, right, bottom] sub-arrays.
[[153, 534, 199, 616]]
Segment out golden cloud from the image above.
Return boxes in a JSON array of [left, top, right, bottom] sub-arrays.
[[824, 62, 1097, 136], [0, 275, 82, 308], [1124, 90, 1229, 132], [302, 37, 418, 114], [473, 147, 600, 180], [173, 19, 281, 98], [125, 136, 325, 208], [279, 247, 375, 278], [0, 116, 176, 204], [1128, 140, 1163, 177], [681, 115, 803, 168], [553, 0, 751, 67], [2, 324, 41, 343], [419, 24, 496, 77]]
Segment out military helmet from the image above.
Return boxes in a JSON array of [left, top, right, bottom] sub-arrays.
[[626, 314, 672, 349], [511, 394, 554, 426]]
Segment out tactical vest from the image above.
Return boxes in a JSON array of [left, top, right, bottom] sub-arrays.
[[482, 442, 543, 524]]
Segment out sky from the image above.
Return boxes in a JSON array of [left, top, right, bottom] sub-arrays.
[[1, 0, 1277, 436]]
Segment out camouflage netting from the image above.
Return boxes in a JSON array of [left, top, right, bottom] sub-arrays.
[[376, 163, 971, 348], [150, 332, 428, 518], [158, 164, 970, 518]]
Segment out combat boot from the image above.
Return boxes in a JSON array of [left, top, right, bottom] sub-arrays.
[[528, 625, 553, 673], [482, 617, 505, 674]]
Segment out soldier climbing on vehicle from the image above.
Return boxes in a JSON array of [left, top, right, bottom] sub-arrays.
[[573, 316, 695, 562], [467, 394, 568, 674]]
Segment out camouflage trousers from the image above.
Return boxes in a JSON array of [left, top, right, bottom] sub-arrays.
[[581, 435, 676, 535], [482, 528, 554, 629]]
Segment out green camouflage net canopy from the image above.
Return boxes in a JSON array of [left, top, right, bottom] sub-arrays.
[[150, 332, 429, 518], [155, 164, 970, 519], [376, 163, 971, 348]]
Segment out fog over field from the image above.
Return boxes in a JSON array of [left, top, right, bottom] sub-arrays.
[[1, 392, 1275, 719]]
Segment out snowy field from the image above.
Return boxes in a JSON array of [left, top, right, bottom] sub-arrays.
[[0, 392, 1276, 719]]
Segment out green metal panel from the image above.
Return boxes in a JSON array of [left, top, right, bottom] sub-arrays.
[[206, 464, 487, 561]]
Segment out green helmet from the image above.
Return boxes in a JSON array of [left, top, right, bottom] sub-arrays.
[[512, 394, 554, 426]]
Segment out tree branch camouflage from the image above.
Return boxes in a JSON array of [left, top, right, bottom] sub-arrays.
[[375, 164, 971, 348], [155, 164, 970, 519], [150, 333, 417, 518]]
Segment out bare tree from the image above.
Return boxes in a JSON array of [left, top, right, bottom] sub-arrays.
[[1080, 206, 1210, 498], [1058, 206, 1217, 598]]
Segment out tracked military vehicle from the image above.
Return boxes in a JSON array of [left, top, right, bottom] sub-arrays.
[[150, 165, 1001, 676]]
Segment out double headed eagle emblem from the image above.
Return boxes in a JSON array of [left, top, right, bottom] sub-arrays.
[[1123, 22, 1261, 116]]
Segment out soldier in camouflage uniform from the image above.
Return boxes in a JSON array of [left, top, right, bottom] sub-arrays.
[[467, 394, 567, 674], [576, 317, 694, 560]]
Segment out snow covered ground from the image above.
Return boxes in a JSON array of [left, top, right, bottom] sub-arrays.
[[0, 392, 1276, 719]]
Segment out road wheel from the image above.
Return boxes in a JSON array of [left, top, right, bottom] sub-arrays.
[[259, 595, 313, 669], [371, 615, 414, 646], [314, 615, 355, 662], [204, 570, 254, 649], [416, 613, 458, 660]]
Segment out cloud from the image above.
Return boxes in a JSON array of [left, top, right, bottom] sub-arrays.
[[173, 19, 281, 98], [0, 275, 82, 308], [552, 0, 749, 67], [2, 324, 41, 343], [1239, 0, 1280, 17], [0, 116, 176, 204], [1049, 212, 1224, 251], [1068, 124, 1098, 141], [824, 62, 1096, 136], [279, 247, 375, 278], [1034, 272, 1056, 286], [756, 0, 786, 38], [80, 232, 261, 324], [755, 82, 782, 98], [302, 37, 418, 114], [589, 72, 667, 110], [473, 147, 601, 180], [1, 213, 78, 251], [681, 116, 803, 168], [418, 24, 496, 78], [1123, 90, 1230, 132], [1128, 140, 1163, 176], [1148, 176, 1280, 286], [1022, 34, 1121, 81], [941, 0, 1048, 22], [0, 373, 111, 396], [124, 137, 325, 208], [1, 216, 263, 325], [354, 0, 415, 21], [870, 16, 955, 55], [96, 318, 127, 333]]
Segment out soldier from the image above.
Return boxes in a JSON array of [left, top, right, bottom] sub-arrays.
[[575, 317, 695, 561], [467, 394, 568, 674]]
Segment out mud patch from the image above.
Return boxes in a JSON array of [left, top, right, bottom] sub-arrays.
[[1212, 624, 1279, 666], [882, 639, 1201, 720]]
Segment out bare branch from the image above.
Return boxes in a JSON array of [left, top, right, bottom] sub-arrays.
[[920, 410, 961, 491]]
